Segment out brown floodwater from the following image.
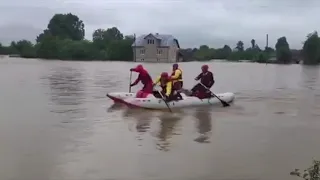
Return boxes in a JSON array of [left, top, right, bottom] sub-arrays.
[[0, 57, 319, 180]]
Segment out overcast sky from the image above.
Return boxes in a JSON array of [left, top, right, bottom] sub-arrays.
[[0, 0, 319, 49]]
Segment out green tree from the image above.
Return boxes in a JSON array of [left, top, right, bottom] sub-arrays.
[[36, 35, 62, 59], [14, 40, 31, 53], [0, 42, 17, 55], [0, 43, 4, 54], [255, 52, 269, 63], [215, 45, 232, 59], [60, 39, 99, 60], [236, 41, 244, 51], [92, 27, 123, 42], [36, 29, 51, 43], [193, 45, 215, 60], [251, 39, 256, 49], [8, 41, 19, 54], [92, 27, 124, 50], [124, 35, 135, 41], [15, 40, 36, 58], [103, 27, 124, 41], [290, 160, 320, 180], [92, 29, 108, 50], [41, 13, 85, 41], [92, 28, 105, 42], [107, 38, 134, 61], [264, 47, 275, 53], [275, 36, 292, 63], [302, 31, 320, 65]]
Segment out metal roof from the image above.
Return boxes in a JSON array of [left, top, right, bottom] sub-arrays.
[[132, 33, 180, 48]]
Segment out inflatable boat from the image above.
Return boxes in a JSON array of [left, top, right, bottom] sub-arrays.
[[106, 91, 235, 110]]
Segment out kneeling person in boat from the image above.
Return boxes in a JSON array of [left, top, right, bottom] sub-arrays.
[[153, 72, 182, 101], [191, 65, 215, 98], [130, 64, 153, 98]]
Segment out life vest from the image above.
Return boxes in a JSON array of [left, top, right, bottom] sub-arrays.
[[160, 79, 173, 96], [160, 79, 168, 89], [171, 69, 183, 82]]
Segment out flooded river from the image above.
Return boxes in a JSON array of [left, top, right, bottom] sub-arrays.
[[0, 58, 319, 180]]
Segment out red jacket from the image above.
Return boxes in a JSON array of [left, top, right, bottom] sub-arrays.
[[131, 66, 153, 92], [195, 71, 215, 88]]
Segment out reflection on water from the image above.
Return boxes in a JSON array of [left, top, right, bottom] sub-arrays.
[[107, 103, 125, 112], [296, 65, 320, 120], [155, 113, 183, 151], [46, 66, 85, 106], [300, 65, 320, 91], [194, 108, 213, 143], [39, 64, 95, 177], [43, 65, 88, 123], [120, 107, 186, 151], [123, 108, 152, 134]]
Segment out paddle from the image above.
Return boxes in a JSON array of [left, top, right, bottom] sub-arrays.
[[199, 82, 230, 107], [157, 90, 172, 113], [129, 71, 132, 93]]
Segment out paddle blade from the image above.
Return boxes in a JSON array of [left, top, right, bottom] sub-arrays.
[[221, 101, 230, 107]]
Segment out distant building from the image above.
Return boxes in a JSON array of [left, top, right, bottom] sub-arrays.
[[132, 33, 183, 62]]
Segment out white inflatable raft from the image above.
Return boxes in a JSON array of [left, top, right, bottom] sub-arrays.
[[106, 92, 150, 101], [106, 92, 235, 110]]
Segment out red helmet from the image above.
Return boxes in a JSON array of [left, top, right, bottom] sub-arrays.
[[135, 64, 143, 70], [161, 72, 169, 79], [130, 64, 144, 73], [201, 64, 209, 72]]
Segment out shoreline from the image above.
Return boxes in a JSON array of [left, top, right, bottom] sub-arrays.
[[2, 55, 301, 65]]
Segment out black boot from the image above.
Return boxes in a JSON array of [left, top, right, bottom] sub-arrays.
[[177, 93, 183, 100]]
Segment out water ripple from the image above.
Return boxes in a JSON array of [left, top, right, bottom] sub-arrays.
[[1, 59, 320, 180]]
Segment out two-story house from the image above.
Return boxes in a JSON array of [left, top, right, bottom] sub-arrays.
[[132, 33, 182, 62]]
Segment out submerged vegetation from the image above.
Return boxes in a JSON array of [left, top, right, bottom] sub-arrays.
[[291, 160, 320, 180], [0, 12, 319, 65]]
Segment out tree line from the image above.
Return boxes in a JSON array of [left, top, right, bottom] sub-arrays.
[[0, 13, 319, 65]]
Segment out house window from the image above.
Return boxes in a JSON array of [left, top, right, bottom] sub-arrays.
[[140, 49, 145, 55], [157, 49, 162, 55], [147, 39, 154, 44]]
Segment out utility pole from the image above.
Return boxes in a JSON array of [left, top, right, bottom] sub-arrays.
[[266, 34, 269, 65], [133, 33, 136, 62], [266, 34, 269, 49]]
